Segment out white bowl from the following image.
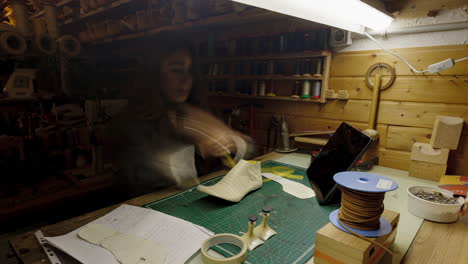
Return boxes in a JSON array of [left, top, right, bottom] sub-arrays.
[[407, 186, 465, 223]]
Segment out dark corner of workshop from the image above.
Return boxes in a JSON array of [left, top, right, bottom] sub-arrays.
[[1, 1, 467, 264]]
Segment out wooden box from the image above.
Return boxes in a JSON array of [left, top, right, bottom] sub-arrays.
[[410, 142, 449, 164], [360, 141, 379, 162], [315, 209, 399, 264], [430, 116, 464, 150], [409, 160, 447, 181]]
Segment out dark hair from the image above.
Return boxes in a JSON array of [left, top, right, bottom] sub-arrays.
[[129, 31, 203, 119]]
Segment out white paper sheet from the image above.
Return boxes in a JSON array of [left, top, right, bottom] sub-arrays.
[[45, 204, 213, 264]]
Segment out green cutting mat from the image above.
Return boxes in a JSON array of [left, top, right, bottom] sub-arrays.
[[144, 160, 338, 264]]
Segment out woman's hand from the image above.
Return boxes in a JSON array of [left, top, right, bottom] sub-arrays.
[[176, 105, 239, 158]]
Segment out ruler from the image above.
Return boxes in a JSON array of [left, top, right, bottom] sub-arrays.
[[34, 230, 62, 264]]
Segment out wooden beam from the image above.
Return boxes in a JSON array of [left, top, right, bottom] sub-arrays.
[[379, 148, 411, 171], [386, 126, 432, 151], [294, 136, 328, 146], [409, 160, 447, 181], [329, 76, 468, 104], [430, 116, 464, 149], [410, 143, 449, 164], [331, 45, 468, 76], [378, 101, 468, 128]]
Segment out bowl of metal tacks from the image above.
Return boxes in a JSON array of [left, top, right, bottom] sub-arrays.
[[407, 186, 465, 223]]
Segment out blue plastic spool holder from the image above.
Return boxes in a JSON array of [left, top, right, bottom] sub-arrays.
[[329, 171, 399, 238]]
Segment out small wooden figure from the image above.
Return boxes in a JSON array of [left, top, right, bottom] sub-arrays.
[[411, 142, 449, 165], [430, 116, 464, 150], [409, 160, 447, 181]]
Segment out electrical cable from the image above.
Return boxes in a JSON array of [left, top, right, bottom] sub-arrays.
[[338, 187, 394, 257], [364, 31, 468, 74], [363, 31, 428, 73], [455, 57, 468, 63]]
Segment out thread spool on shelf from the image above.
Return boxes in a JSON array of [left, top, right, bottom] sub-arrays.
[[291, 81, 300, 98], [258, 80, 266, 96], [300, 80, 311, 99], [313, 59, 322, 77], [266, 80, 276, 96], [311, 80, 321, 99]]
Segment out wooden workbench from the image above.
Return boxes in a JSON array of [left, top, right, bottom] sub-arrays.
[[9, 152, 468, 264]]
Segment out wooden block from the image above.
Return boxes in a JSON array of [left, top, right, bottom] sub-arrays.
[[361, 141, 379, 162], [325, 89, 336, 98], [430, 116, 464, 150], [409, 160, 447, 181], [315, 209, 399, 264], [294, 136, 328, 146], [410, 142, 449, 164], [337, 90, 349, 100], [386, 126, 432, 151], [379, 148, 411, 171]]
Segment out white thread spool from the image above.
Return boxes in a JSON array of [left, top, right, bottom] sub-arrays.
[[44, 4, 60, 39], [313, 59, 323, 77], [258, 80, 266, 96], [311, 80, 321, 99], [300, 80, 311, 99]]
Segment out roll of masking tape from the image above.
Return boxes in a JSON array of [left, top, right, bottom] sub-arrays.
[[201, 233, 248, 264]]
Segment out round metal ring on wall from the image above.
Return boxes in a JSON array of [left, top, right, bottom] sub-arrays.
[[366, 63, 396, 90]]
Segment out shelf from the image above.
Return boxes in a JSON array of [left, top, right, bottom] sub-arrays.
[[63, 0, 133, 25], [294, 136, 328, 146], [31, 0, 77, 19], [203, 75, 231, 80], [208, 93, 325, 103], [241, 75, 322, 81], [205, 46, 331, 104], [201, 51, 330, 62], [88, 9, 282, 44], [204, 75, 323, 81]]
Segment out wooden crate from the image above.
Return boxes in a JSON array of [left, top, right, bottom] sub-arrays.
[[409, 160, 447, 181], [410, 142, 449, 164], [430, 116, 464, 150], [315, 209, 399, 264]]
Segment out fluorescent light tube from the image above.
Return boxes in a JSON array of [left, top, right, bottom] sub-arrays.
[[232, 0, 393, 33]]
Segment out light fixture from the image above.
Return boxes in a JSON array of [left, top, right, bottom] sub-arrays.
[[231, 0, 393, 33]]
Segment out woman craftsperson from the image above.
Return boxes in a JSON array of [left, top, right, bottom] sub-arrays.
[[109, 33, 253, 196]]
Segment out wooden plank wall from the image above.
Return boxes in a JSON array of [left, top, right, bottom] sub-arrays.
[[210, 44, 468, 175]]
